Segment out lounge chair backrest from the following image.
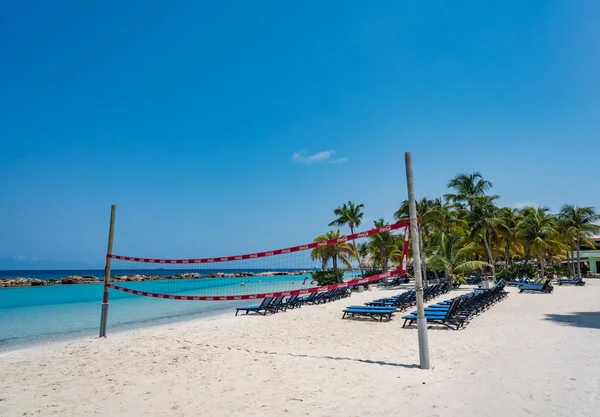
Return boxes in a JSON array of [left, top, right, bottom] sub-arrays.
[[445, 298, 461, 318], [260, 297, 274, 308]]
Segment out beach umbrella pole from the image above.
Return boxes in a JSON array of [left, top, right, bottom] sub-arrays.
[[99, 205, 116, 338], [405, 152, 431, 369]]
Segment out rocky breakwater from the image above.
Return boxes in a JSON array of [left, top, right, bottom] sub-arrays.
[[1, 271, 313, 287], [111, 274, 156, 282], [0, 275, 102, 287], [109, 270, 311, 282], [57, 275, 102, 284], [0, 277, 52, 287]]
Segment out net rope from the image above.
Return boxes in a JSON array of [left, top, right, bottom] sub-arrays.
[[107, 221, 410, 300]]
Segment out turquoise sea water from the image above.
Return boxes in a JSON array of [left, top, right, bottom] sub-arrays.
[[0, 271, 361, 350]]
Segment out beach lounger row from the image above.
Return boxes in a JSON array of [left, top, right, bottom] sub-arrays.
[[506, 277, 543, 286], [298, 287, 352, 305], [342, 289, 417, 321], [368, 282, 451, 307], [519, 279, 554, 293], [363, 289, 416, 309], [341, 282, 453, 321], [235, 288, 352, 316], [378, 276, 410, 287], [465, 276, 482, 285], [402, 281, 508, 330], [557, 276, 585, 286], [235, 295, 298, 316]]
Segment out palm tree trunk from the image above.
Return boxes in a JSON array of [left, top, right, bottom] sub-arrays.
[[571, 244, 575, 278], [483, 229, 496, 280], [418, 227, 428, 287], [576, 236, 581, 278], [505, 237, 512, 265], [539, 251, 545, 279], [332, 254, 338, 272], [350, 226, 364, 278]]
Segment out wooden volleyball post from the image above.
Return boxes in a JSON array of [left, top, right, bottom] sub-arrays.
[[99, 205, 116, 338]]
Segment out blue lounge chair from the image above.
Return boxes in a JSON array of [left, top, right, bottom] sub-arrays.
[[267, 296, 285, 313], [279, 294, 301, 310], [235, 297, 274, 316], [345, 305, 398, 311], [342, 307, 396, 321]]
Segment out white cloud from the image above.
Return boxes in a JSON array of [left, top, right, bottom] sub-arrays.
[[31, 257, 39, 261], [514, 201, 539, 209], [15, 255, 27, 261], [291, 150, 348, 164]]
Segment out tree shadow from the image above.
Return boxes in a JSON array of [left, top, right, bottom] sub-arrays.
[[544, 312, 600, 330]]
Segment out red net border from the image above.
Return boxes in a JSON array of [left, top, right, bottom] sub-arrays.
[[107, 221, 411, 301], [108, 221, 410, 264]]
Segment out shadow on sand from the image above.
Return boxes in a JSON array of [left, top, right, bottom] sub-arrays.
[[201, 343, 419, 369], [544, 312, 600, 330], [288, 352, 420, 369]]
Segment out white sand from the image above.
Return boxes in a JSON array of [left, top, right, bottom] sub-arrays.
[[1, 281, 599, 417]]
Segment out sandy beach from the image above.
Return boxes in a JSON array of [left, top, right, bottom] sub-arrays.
[[1, 281, 598, 417]]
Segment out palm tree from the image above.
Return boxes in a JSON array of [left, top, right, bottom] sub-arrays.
[[390, 234, 408, 267], [495, 207, 522, 265], [469, 195, 499, 280], [369, 219, 395, 272], [427, 231, 492, 280], [445, 172, 494, 212], [310, 230, 355, 272], [555, 218, 577, 277], [329, 201, 365, 276], [427, 198, 465, 234], [394, 198, 437, 286], [356, 242, 370, 269], [516, 207, 564, 279], [558, 205, 600, 278]]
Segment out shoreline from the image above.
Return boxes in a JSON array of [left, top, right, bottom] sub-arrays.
[[0, 305, 237, 356]]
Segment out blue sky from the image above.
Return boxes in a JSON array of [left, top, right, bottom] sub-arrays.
[[1, 1, 598, 269]]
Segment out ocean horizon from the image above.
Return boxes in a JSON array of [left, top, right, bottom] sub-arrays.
[[0, 268, 322, 281]]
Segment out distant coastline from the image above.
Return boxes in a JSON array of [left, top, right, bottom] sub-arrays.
[[0, 270, 316, 288]]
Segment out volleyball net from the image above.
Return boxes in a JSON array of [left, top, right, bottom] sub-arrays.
[[106, 220, 410, 301]]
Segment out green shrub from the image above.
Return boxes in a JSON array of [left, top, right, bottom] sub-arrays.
[[363, 268, 383, 278], [496, 264, 520, 281], [520, 264, 539, 279], [496, 263, 538, 281], [545, 264, 571, 277], [310, 269, 344, 286]]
